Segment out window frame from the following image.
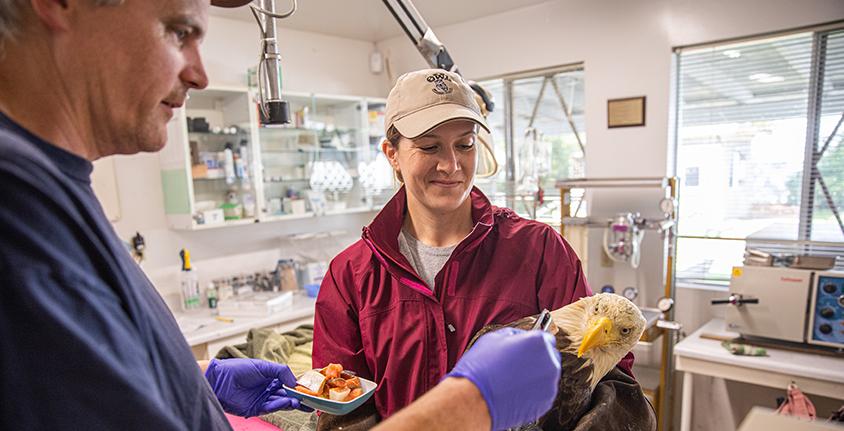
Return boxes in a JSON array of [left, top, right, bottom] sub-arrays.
[[475, 62, 587, 222]]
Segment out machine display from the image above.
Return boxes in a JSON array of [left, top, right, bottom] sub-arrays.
[[808, 272, 844, 348]]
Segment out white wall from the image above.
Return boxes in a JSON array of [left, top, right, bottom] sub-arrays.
[[106, 16, 388, 304], [200, 16, 389, 96], [377, 2, 844, 429]]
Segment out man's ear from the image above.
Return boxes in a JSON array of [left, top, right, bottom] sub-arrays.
[[29, 0, 75, 32]]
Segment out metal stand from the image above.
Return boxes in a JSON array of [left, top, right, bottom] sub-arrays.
[[557, 177, 680, 431]]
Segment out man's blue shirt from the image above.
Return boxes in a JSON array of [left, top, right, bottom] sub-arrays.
[[0, 111, 230, 430]]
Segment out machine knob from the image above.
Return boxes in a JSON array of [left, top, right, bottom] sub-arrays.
[[819, 323, 833, 335], [820, 307, 836, 319], [823, 283, 837, 294]]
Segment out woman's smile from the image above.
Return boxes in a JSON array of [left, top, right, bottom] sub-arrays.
[[430, 179, 463, 188]]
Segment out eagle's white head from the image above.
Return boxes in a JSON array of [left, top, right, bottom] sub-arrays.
[[550, 293, 646, 389]]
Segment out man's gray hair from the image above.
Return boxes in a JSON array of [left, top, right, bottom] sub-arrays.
[[0, 0, 123, 48]]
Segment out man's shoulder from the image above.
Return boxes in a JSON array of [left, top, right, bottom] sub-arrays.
[[0, 131, 84, 264], [0, 127, 46, 159], [0, 128, 59, 182]]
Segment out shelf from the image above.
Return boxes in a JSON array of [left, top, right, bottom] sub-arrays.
[[192, 177, 254, 186], [260, 148, 313, 154], [261, 146, 363, 154], [260, 127, 359, 136], [191, 217, 259, 230], [189, 131, 247, 137], [324, 206, 381, 216], [261, 206, 379, 222], [178, 206, 382, 230], [264, 178, 310, 183], [192, 177, 252, 181], [259, 127, 317, 133], [321, 147, 364, 152], [261, 212, 315, 222]]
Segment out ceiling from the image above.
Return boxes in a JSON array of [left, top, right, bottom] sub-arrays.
[[209, 0, 552, 42]]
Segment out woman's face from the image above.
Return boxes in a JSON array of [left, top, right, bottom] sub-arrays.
[[384, 120, 478, 214]]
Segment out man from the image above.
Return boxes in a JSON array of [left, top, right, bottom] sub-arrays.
[[0, 0, 561, 429]]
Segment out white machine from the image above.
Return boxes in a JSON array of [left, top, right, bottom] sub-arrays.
[[714, 266, 844, 349]]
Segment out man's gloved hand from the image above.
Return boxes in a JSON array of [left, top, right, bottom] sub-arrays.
[[447, 328, 561, 431], [205, 358, 313, 417]]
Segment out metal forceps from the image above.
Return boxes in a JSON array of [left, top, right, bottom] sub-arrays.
[[532, 308, 553, 332]]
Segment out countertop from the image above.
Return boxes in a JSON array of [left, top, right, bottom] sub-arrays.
[[173, 294, 317, 346]]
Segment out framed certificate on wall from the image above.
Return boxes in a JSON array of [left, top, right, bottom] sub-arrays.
[[607, 96, 646, 128]]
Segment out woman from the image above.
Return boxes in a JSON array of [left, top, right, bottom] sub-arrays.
[[312, 69, 635, 421]]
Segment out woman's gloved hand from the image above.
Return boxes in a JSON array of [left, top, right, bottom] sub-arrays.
[[205, 358, 313, 417], [446, 328, 561, 431]]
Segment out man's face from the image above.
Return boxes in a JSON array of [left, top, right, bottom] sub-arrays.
[[67, 0, 209, 156]]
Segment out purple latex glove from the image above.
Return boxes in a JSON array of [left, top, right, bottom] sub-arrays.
[[205, 358, 313, 417], [447, 328, 561, 431]]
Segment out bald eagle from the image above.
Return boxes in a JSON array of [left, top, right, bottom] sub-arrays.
[[466, 293, 647, 431]]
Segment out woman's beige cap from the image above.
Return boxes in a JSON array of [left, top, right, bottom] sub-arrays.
[[385, 69, 498, 177], [385, 69, 491, 138]]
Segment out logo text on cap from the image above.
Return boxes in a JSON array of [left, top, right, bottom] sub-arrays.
[[427, 73, 453, 95]]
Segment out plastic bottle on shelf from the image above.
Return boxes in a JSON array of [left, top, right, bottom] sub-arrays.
[[241, 185, 256, 218], [206, 282, 219, 315], [222, 189, 243, 220], [234, 152, 244, 179], [179, 248, 201, 310], [237, 140, 250, 182], [223, 142, 235, 185]]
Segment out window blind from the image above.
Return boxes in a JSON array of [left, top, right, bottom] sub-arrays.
[[675, 29, 844, 284]]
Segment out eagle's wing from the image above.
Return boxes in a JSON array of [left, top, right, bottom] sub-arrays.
[[569, 366, 657, 431], [540, 325, 593, 431]]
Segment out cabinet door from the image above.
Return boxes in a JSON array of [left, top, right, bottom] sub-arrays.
[[256, 94, 394, 222], [160, 87, 260, 230]]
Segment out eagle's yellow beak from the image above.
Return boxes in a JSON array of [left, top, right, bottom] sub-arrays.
[[578, 316, 613, 357]]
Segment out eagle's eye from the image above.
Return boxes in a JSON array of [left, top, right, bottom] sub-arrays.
[[620, 327, 631, 335]]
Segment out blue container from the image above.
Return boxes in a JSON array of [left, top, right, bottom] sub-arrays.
[[304, 283, 320, 297], [284, 375, 377, 415]]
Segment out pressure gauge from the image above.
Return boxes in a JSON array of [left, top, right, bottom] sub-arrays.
[[622, 286, 638, 301], [659, 198, 676, 214], [657, 296, 675, 313]]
